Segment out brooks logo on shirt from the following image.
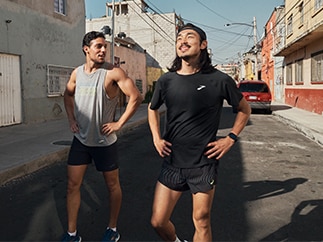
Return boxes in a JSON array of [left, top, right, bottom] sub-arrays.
[[197, 85, 206, 91]]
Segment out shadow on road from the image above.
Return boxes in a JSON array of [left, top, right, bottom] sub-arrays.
[[243, 178, 307, 201], [271, 104, 292, 111], [260, 199, 323, 241]]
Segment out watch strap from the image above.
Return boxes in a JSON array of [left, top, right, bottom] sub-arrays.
[[228, 132, 238, 142]]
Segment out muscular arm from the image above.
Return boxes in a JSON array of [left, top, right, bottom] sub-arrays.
[[102, 67, 143, 135], [205, 97, 251, 159], [64, 69, 79, 133], [230, 97, 251, 136]]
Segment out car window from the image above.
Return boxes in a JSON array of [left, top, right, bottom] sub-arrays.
[[239, 83, 269, 93]]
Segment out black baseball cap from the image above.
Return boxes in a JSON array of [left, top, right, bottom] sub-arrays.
[[177, 23, 207, 41]]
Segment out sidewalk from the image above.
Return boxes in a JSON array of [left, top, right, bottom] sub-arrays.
[[271, 102, 323, 147], [0, 102, 322, 186]]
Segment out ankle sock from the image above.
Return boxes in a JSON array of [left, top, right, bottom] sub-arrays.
[[107, 227, 117, 232], [68, 231, 77, 236]]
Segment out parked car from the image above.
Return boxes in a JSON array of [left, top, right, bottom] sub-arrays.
[[237, 80, 272, 114]]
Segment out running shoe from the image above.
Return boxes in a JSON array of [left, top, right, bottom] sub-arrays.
[[61, 232, 81, 242], [101, 228, 120, 242]]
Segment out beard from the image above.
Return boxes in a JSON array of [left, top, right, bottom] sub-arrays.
[[179, 55, 191, 62]]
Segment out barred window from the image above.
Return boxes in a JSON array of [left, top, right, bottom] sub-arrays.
[[135, 79, 143, 94], [286, 64, 292, 85], [287, 14, 293, 36], [299, 2, 304, 26], [47, 64, 74, 97], [311, 52, 323, 83], [54, 0, 66, 15], [295, 59, 303, 84], [315, 0, 323, 11]]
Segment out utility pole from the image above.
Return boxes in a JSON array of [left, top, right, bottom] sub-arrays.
[[225, 17, 258, 79], [110, 0, 115, 65], [253, 16, 258, 79]]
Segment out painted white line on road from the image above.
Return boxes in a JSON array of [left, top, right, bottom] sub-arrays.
[[240, 140, 307, 150]]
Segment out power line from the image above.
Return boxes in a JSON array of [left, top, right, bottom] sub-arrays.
[[145, 0, 176, 25], [127, 3, 174, 45], [194, 0, 233, 23]]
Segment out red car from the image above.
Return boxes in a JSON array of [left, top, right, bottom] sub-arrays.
[[237, 80, 272, 114]]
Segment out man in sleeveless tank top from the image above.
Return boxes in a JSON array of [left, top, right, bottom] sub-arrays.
[[62, 31, 142, 242], [148, 24, 251, 242]]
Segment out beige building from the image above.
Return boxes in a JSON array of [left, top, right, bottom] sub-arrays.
[[275, 0, 323, 115], [102, 38, 147, 105], [0, 0, 85, 126]]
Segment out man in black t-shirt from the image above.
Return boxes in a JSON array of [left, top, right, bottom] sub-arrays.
[[148, 23, 251, 242]]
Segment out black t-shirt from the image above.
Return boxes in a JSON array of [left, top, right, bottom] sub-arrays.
[[150, 69, 243, 168]]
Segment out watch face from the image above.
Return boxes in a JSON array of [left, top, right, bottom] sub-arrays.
[[229, 133, 237, 142]]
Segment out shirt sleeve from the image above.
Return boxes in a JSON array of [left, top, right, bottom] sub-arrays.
[[149, 79, 164, 110], [224, 76, 243, 108]]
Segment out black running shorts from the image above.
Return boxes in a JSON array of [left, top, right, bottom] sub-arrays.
[[158, 162, 218, 194], [68, 137, 119, 172]]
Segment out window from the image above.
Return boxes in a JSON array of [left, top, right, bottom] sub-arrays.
[[286, 64, 292, 85], [47, 64, 73, 96], [135, 79, 143, 94], [299, 2, 304, 26], [311, 52, 323, 83], [287, 14, 293, 36], [315, 0, 323, 11], [54, 0, 66, 15], [239, 83, 269, 93], [295, 59, 303, 84]]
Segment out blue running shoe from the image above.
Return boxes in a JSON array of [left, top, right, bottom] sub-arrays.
[[61, 232, 82, 242], [101, 228, 120, 242]]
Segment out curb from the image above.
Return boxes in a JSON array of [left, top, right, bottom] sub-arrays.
[[0, 148, 70, 186], [272, 112, 323, 147]]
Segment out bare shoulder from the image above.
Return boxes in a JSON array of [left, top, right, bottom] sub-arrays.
[[106, 65, 127, 82], [65, 68, 78, 95], [67, 68, 77, 84]]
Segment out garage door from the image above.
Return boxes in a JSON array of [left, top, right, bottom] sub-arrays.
[[0, 54, 22, 126]]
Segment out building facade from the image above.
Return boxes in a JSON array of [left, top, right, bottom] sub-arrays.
[[103, 39, 147, 106], [0, 0, 85, 126], [261, 6, 285, 101], [275, 0, 323, 115]]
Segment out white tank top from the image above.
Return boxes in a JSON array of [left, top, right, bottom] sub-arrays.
[[74, 64, 118, 146]]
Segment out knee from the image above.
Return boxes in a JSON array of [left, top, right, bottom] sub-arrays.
[[151, 215, 165, 230], [106, 179, 121, 193], [150, 216, 160, 229], [67, 179, 82, 194], [193, 210, 211, 229]]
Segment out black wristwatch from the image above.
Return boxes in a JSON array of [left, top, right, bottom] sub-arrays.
[[228, 132, 238, 143]]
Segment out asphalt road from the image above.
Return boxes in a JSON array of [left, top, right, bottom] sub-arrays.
[[0, 107, 322, 241]]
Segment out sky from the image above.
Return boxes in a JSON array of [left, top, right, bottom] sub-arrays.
[[85, 0, 284, 64]]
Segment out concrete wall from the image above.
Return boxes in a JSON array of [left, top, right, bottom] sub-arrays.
[[285, 38, 323, 114], [0, 0, 85, 123]]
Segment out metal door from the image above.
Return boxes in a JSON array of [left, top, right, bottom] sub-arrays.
[[0, 54, 22, 126]]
